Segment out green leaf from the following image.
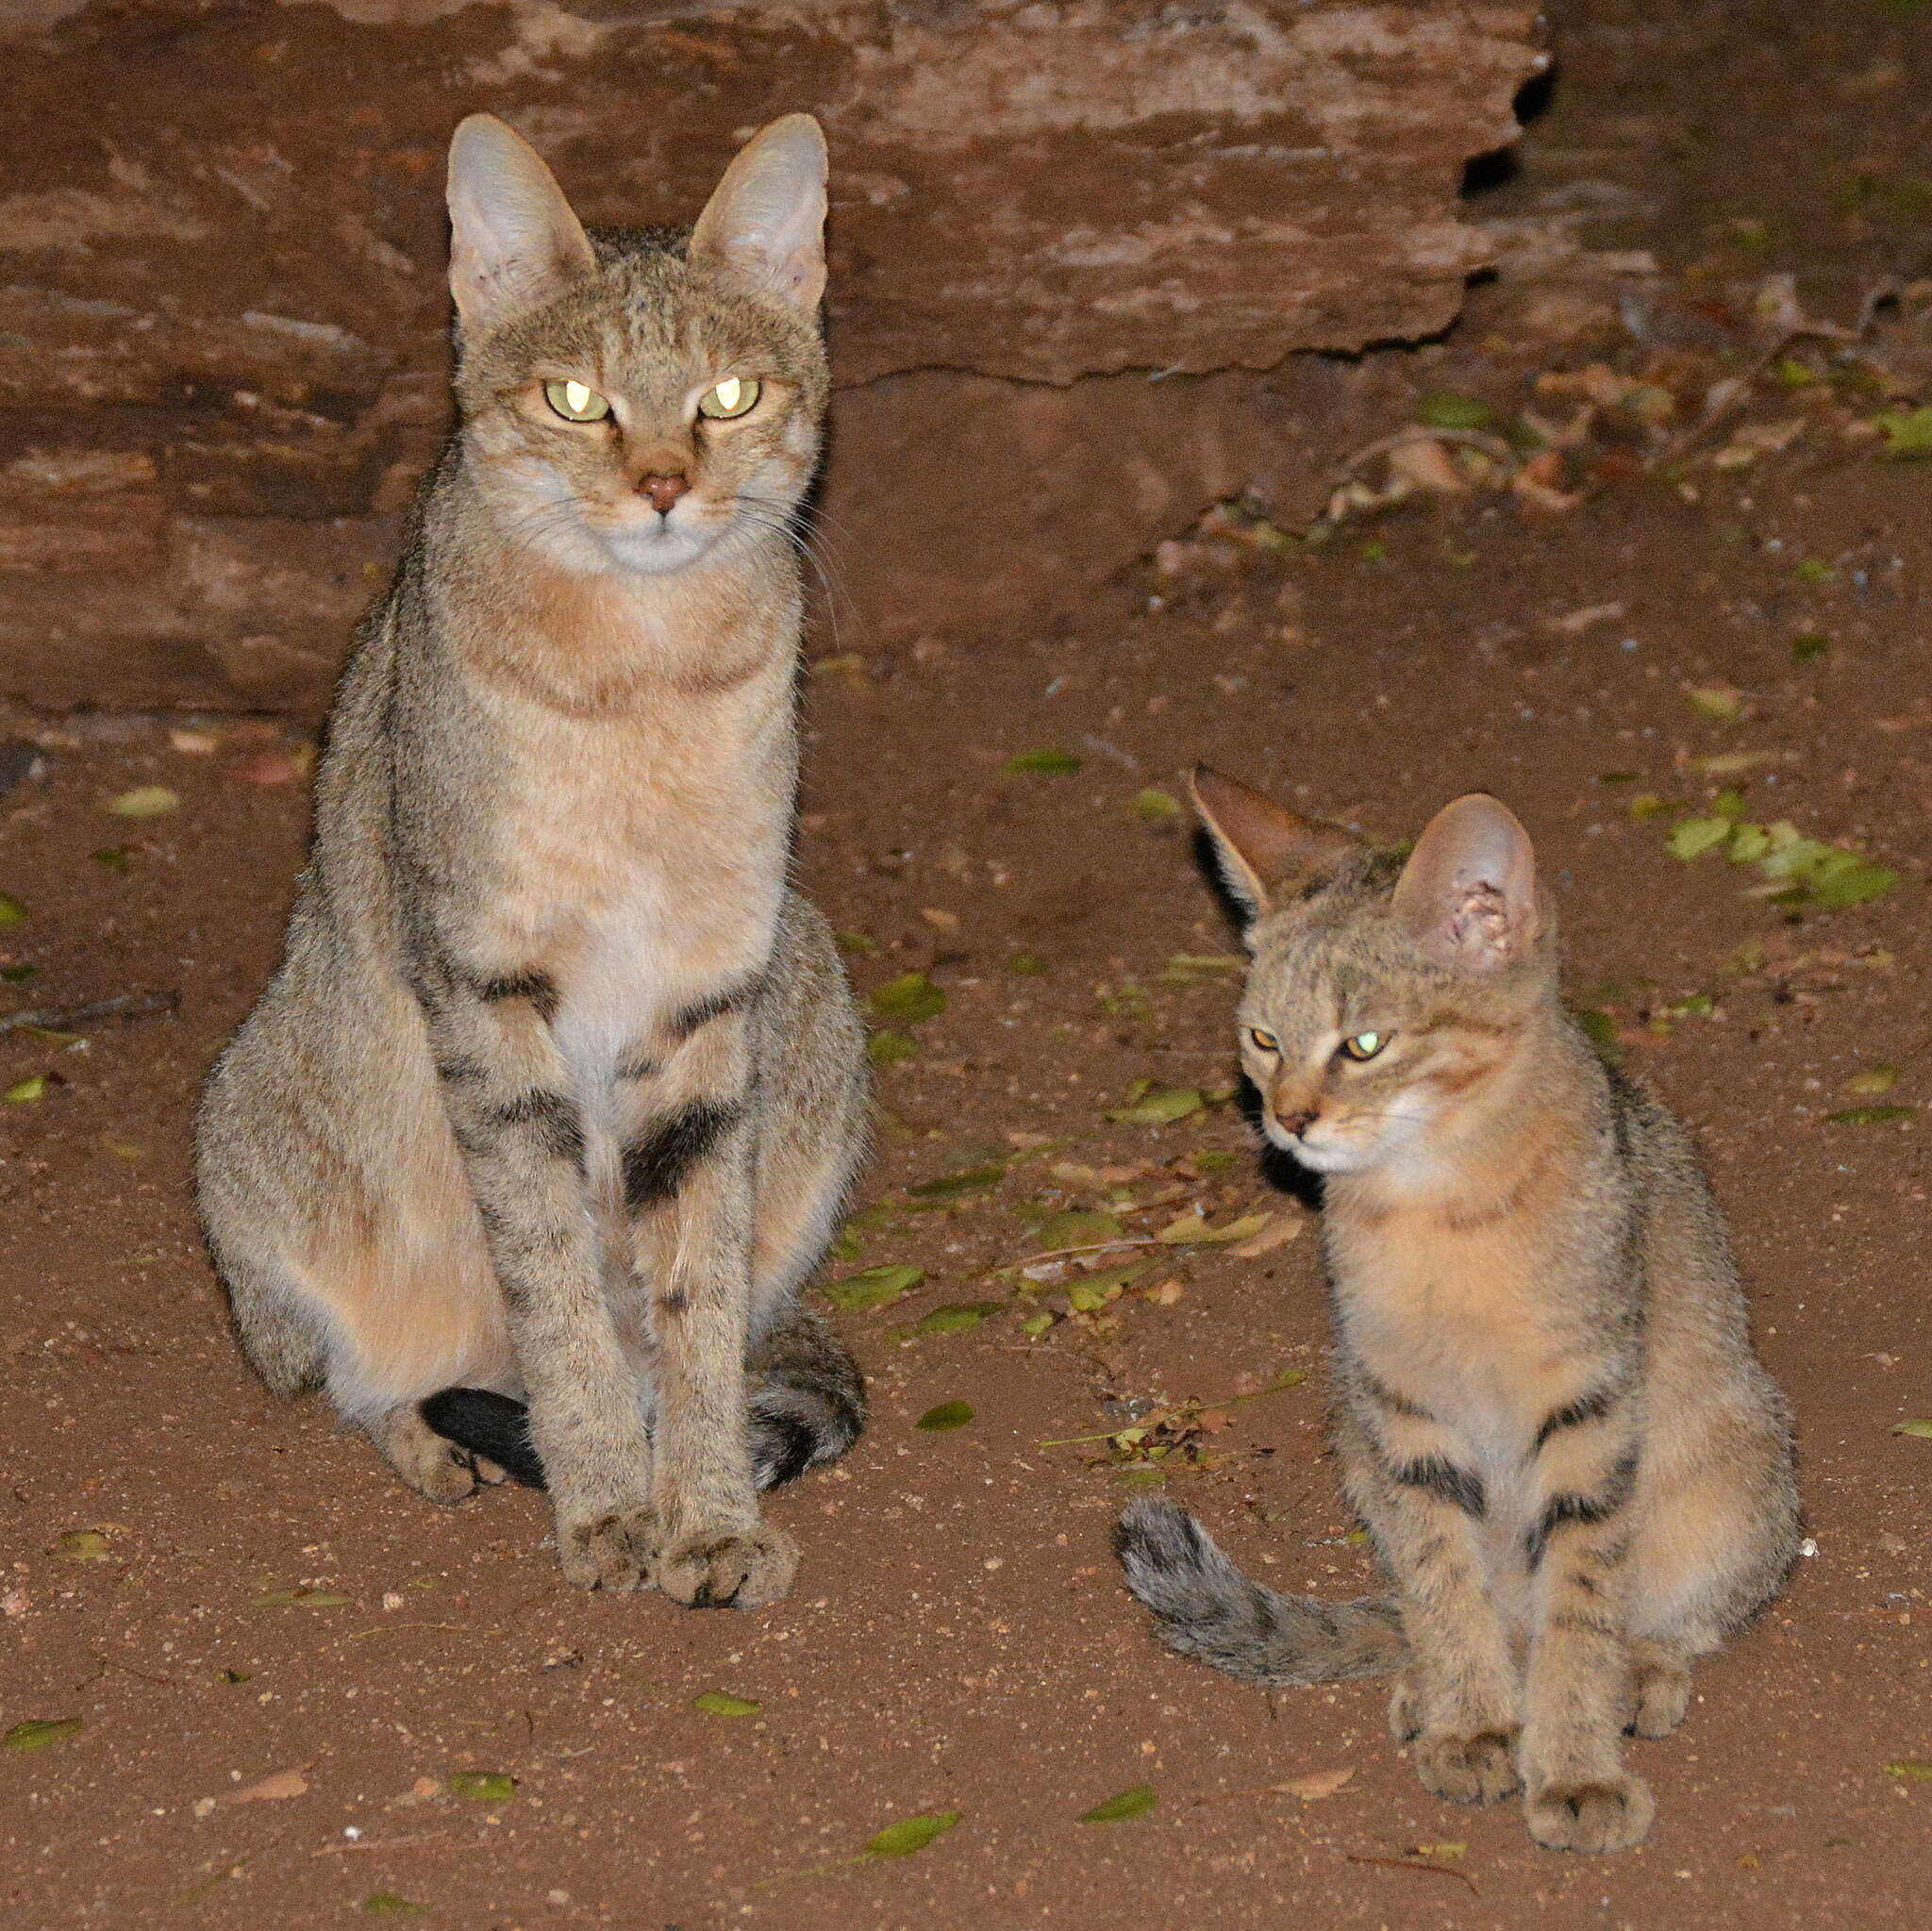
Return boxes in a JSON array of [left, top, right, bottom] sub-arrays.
[[1806, 857, 1898, 910], [907, 1161, 1007, 1203], [104, 785, 179, 819], [1886, 1758, 1932, 1778], [914, 1401, 974, 1433], [1575, 1008, 1622, 1058], [0, 892, 24, 927], [1792, 632, 1830, 661], [1824, 1106, 1915, 1125], [1684, 686, 1743, 723], [359, 1896, 430, 1917], [1845, 1065, 1899, 1096], [1079, 1783, 1158, 1823], [1018, 1312, 1054, 1337], [1416, 392, 1493, 431], [1890, 1419, 1932, 1440], [1106, 1086, 1203, 1126], [0, 963, 37, 984], [1032, 1210, 1125, 1251], [1066, 1271, 1139, 1313], [447, 1771, 516, 1803], [1793, 558, 1837, 586], [834, 929, 879, 957], [691, 1690, 761, 1717], [249, 1588, 352, 1609], [1874, 405, 1932, 458], [3, 1717, 83, 1754], [1131, 788, 1182, 822], [867, 1028, 918, 1066], [863, 1811, 960, 1857], [824, 1264, 924, 1312], [92, 845, 135, 874], [1667, 817, 1734, 860], [1001, 748, 1081, 776], [916, 1301, 1003, 1336], [4, 1076, 46, 1104], [53, 1530, 111, 1562], [868, 973, 946, 1024], [1007, 951, 1048, 975]]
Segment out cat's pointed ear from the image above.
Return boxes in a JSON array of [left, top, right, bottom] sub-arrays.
[[446, 114, 596, 336], [1393, 793, 1541, 975], [1191, 765, 1358, 924], [689, 114, 828, 313]]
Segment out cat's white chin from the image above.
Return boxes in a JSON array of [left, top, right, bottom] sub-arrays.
[[595, 520, 723, 575], [1286, 1139, 1375, 1174]]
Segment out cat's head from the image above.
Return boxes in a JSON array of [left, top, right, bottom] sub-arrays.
[[1192, 767, 1557, 1177], [443, 112, 830, 577]]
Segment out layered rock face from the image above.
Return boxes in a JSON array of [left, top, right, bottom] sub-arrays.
[[0, 0, 1540, 710]]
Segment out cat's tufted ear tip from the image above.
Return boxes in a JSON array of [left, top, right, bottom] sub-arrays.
[[444, 112, 595, 336], [1190, 765, 1357, 924], [691, 111, 830, 313]]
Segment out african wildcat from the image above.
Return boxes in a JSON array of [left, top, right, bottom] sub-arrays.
[[195, 113, 869, 1607], [1117, 769, 1798, 1853]]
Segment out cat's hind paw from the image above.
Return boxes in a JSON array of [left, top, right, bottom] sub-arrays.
[[1627, 1656, 1691, 1739], [1525, 1773, 1655, 1854]]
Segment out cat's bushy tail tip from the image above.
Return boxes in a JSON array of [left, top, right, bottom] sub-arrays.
[[1114, 1496, 1406, 1687], [420, 1387, 545, 1488]]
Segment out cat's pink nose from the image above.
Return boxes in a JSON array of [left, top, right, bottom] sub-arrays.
[[639, 471, 690, 514], [1277, 1107, 1318, 1139]]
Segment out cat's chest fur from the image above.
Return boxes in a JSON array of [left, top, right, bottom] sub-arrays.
[[1329, 1164, 1596, 1453], [473, 664, 792, 1073]]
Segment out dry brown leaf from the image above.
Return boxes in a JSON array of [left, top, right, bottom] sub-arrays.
[[1385, 438, 1466, 494], [1227, 1213, 1305, 1259], [1545, 600, 1625, 635], [1511, 450, 1582, 514], [220, 1767, 310, 1806], [1275, 1767, 1355, 1801]]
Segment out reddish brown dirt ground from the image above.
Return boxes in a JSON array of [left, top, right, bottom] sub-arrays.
[[5, 3, 1932, 1926]]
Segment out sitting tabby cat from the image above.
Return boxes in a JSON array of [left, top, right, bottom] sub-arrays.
[[1117, 769, 1798, 1853], [195, 112, 868, 1606]]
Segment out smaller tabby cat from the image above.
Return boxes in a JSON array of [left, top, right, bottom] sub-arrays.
[[1117, 769, 1798, 1854]]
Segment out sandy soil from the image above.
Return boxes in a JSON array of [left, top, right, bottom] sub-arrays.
[[3, 3, 1931, 1925]]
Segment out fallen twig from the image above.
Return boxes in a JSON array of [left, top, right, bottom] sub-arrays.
[[1335, 424, 1518, 481], [0, 990, 179, 1035], [1343, 1852, 1478, 1895]]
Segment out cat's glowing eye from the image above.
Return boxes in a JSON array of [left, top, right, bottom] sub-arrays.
[[1248, 1028, 1280, 1055], [1339, 1031, 1388, 1062], [698, 375, 761, 421], [544, 380, 610, 423]]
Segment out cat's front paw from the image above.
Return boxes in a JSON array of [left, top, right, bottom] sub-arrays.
[[655, 1523, 798, 1608], [557, 1507, 659, 1591], [1525, 1772, 1655, 1854], [1412, 1727, 1523, 1806]]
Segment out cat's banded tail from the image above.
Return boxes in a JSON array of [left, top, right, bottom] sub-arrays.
[[419, 1305, 866, 1494], [1114, 1497, 1407, 1686]]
